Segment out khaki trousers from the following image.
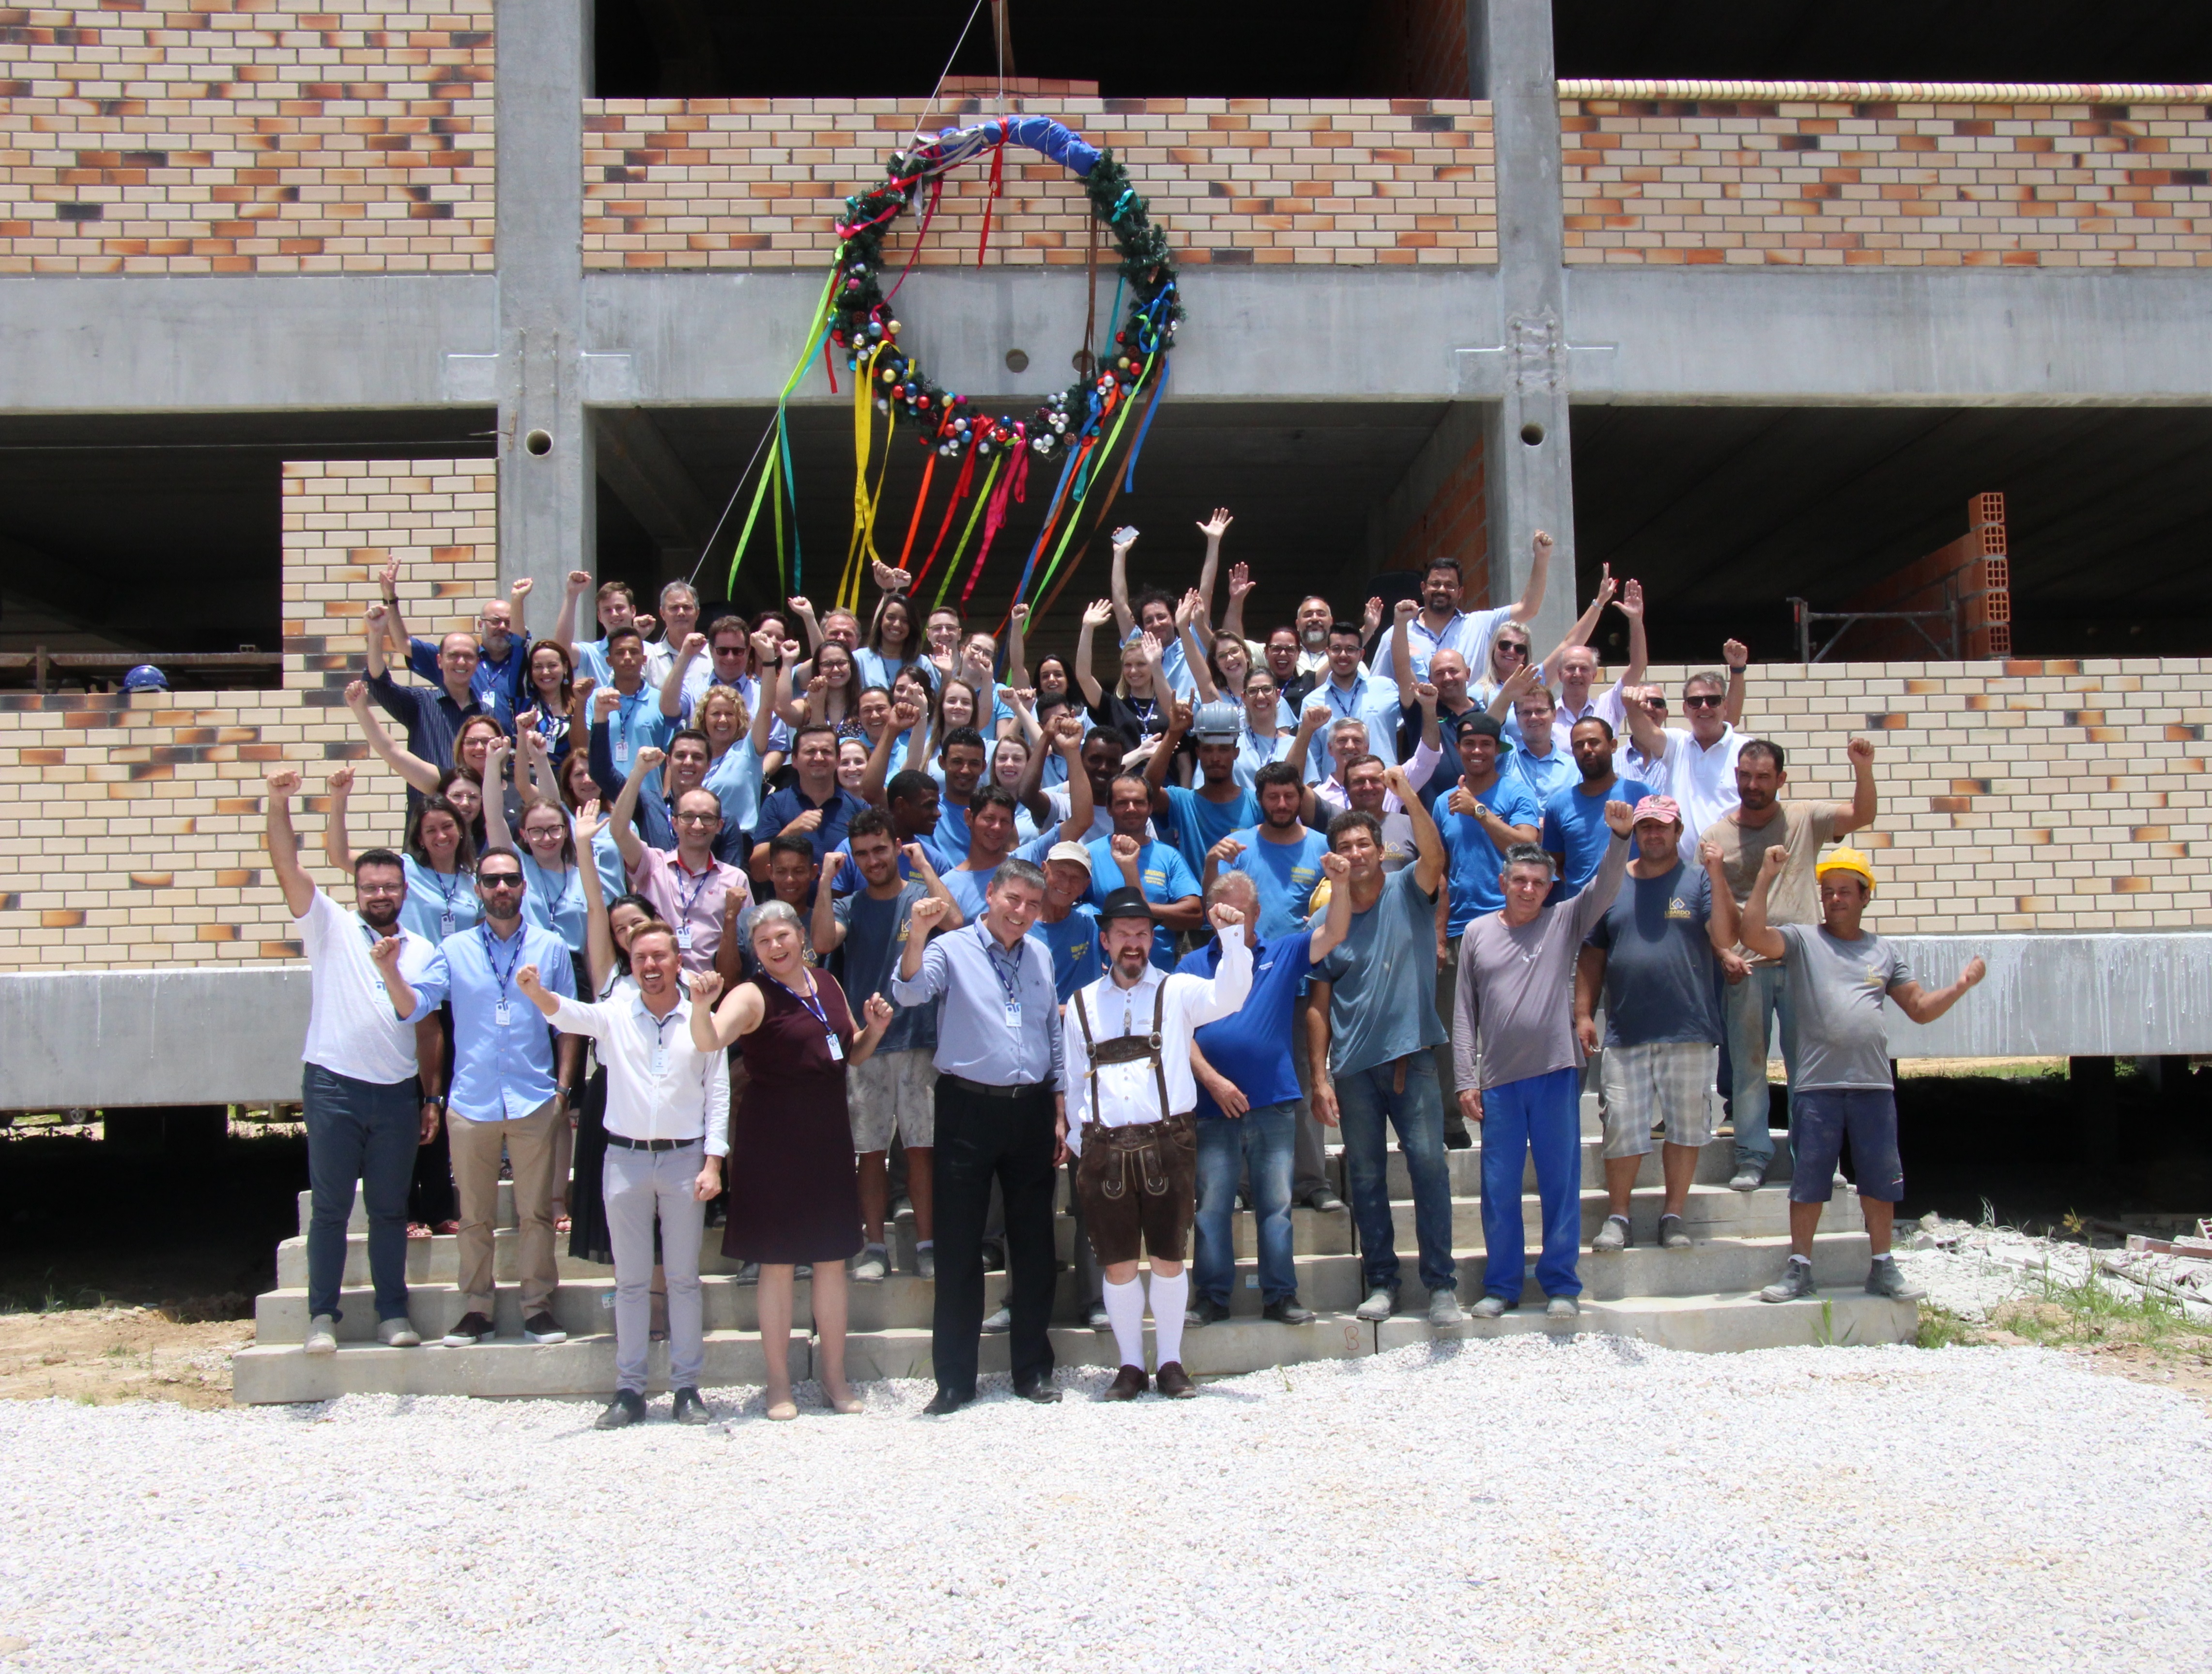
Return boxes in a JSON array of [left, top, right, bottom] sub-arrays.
[[449, 1097, 562, 1317]]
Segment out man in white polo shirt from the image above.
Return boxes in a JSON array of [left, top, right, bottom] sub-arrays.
[[1621, 654, 1751, 864], [264, 768, 439, 1358], [517, 927, 728, 1428]]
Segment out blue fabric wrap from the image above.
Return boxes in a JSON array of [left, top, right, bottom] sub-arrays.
[[926, 117, 1100, 177]]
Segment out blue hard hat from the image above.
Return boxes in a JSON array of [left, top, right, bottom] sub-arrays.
[[122, 665, 169, 692]]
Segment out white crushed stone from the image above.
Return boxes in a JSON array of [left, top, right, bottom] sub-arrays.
[[0, 1335, 2206, 1673]]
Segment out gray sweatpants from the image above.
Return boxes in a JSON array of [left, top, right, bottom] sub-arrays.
[[605, 1140, 707, 1395]]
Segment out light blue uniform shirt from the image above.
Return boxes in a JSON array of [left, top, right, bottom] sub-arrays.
[[890, 920, 1065, 1089], [940, 832, 1059, 923], [1505, 747, 1578, 811], [1304, 673, 1403, 780], [399, 856, 479, 945], [406, 920, 578, 1122], [1083, 835, 1202, 971], [519, 856, 588, 953], [1223, 825, 1331, 943], [702, 739, 765, 850]]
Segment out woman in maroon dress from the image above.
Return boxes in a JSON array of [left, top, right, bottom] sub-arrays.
[[689, 901, 892, 1419]]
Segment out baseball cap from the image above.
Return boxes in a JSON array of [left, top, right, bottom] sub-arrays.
[[1815, 847, 1878, 894], [1097, 884, 1153, 924], [1191, 699, 1242, 743], [1045, 840, 1092, 873], [122, 665, 169, 693], [1459, 713, 1509, 747], [1630, 794, 1682, 828]]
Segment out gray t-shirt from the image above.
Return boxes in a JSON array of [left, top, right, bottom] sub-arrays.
[[1587, 865, 1722, 1048], [1316, 865, 1446, 1079], [1452, 833, 1630, 1091], [834, 881, 935, 1055], [1774, 921, 1910, 1091]]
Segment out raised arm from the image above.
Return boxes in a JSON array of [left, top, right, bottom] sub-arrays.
[[572, 801, 618, 995], [1889, 957, 1988, 1026], [375, 558, 416, 661], [551, 569, 590, 661], [907, 840, 964, 927], [746, 633, 781, 756], [1390, 762, 1447, 898], [840, 980, 897, 1069], [1108, 531, 1137, 639], [1700, 837, 1741, 953], [787, 595, 826, 656], [1144, 699, 1192, 804], [1613, 578, 1649, 690], [661, 632, 705, 720], [1005, 602, 1033, 691], [323, 765, 358, 874], [1621, 685, 1668, 765], [1179, 610, 1220, 704], [860, 694, 920, 807], [481, 738, 518, 852], [608, 744, 660, 872], [263, 769, 318, 918], [1049, 714, 1094, 841], [894, 895, 952, 989], [1569, 801, 1636, 936], [1190, 508, 1232, 636], [345, 678, 442, 796], [1074, 597, 1113, 710], [1220, 560, 1255, 648], [1508, 529, 1554, 625], [1721, 639, 1749, 728], [363, 601, 396, 683], [1388, 599, 1420, 710], [1485, 662, 1540, 725], [1306, 851, 1354, 962], [1539, 564, 1616, 689], [1835, 735, 1878, 836], [1736, 843, 1789, 963], [812, 852, 849, 954]]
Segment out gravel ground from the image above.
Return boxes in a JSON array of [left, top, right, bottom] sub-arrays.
[[0, 1336, 2206, 1674]]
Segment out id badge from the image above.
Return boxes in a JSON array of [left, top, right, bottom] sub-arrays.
[[676, 924, 694, 951], [614, 738, 631, 766], [649, 1046, 669, 1077], [826, 1034, 845, 1062], [494, 1000, 510, 1027], [439, 912, 456, 937], [1002, 998, 1022, 1030]]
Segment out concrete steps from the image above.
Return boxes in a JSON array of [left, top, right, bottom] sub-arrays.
[[237, 1122, 1913, 1403]]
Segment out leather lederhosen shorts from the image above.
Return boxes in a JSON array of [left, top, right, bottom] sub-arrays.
[[1075, 1110, 1198, 1266]]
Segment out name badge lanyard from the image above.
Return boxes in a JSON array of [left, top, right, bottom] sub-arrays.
[[673, 861, 713, 951], [645, 1005, 678, 1078], [613, 690, 645, 765], [989, 941, 1026, 1032], [771, 973, 843, 1062], [529, 862, 568, 931], [430, 864, 462, 938], [481, 924, 525, 1028]]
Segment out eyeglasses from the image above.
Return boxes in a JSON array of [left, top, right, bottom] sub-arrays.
[[356, 882, 403, 897], [673, 811, 720, 827], [1683, 694, 1725, 709], [712, 644, 746, 658], [1495, 642, 1530, 658], [479, 873, 524, 889]]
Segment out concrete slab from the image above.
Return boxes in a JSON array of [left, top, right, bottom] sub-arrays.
[[233, 1330, 793, 1405]]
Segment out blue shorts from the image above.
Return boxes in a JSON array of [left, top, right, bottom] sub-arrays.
[[1789, 1088, 1904, 1204]]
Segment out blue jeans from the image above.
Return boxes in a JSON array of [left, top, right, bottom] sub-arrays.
[[1479, 1067, 1583, 1301], [1194, 1102, 1298, 1306], [1722, 963, 1796, 1170], [1336, 1055, 1455, 1297], [303, 1064, 421, 1322]]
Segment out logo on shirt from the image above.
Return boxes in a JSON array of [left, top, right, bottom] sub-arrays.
[[1666, 897, 1692, 920]]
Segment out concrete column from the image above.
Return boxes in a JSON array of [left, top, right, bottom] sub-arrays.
[[1470, 0, 1577, 655], [493, 0, 594, 610]]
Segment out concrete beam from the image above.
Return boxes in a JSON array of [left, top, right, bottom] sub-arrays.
[[582, 267, 1499, 405], [0, 276, 495, 413], [0, 968, 310, 1108], [1566, 268, 2212, 407], [1881, 933, 2212, 1059]]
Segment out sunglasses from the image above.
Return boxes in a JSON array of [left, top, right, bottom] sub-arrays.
[[479, 873, 524, 889], [1683, 694, 1725, 709], [1495, 642, 1530, 658]]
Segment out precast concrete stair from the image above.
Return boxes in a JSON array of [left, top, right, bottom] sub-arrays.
[[233, 1093, 1916, 1403]]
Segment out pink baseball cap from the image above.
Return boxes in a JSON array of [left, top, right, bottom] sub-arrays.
[[1631, 794, 1683, 828]]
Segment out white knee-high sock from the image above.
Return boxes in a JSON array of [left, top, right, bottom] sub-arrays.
[[1102, 1277, 1146, 1370], [1148, 1269, 1187, 1368]]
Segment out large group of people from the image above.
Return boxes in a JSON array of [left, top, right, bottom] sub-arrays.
[[273, 513, 1986, 1421]]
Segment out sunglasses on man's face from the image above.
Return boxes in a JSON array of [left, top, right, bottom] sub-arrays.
[[1683, 694, 1725, 709], [479, 873, 525, 889]]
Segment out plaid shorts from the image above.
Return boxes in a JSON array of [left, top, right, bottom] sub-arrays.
[[1598, 1041, 1719, 1160]]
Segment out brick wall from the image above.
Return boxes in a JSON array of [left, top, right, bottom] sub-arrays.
[[1380, 432, 1490, 602], [582, 95, 1495, 269], [0, 460, 496, 971], [1634, 658, 2211, 933], [1561, 93, 2212, 267], [0, 0, 494, 275]]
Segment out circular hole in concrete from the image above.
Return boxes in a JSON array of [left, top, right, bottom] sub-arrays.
[[524, 428, 553, 457], [1072, 349, 1095, 375], [1520, 422, 1545, 447], [1004, 348, 1029, 373]]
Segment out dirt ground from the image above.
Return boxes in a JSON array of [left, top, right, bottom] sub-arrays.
[[0, 1308, 250, 1410]]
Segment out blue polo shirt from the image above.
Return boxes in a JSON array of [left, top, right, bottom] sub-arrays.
[[1178, 930, 1315, 1118], [753, 782, 868, 869], [1541, 775, 1654, 900], [1084, 835, 1202, 970], [1222, 825, 1329, 942], [1430, 774, 1546, 936], [1028, 902, 1104, 1003], [1160, 784, 1258, 884]]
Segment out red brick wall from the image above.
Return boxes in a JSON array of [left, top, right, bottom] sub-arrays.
[[0, 0, 495, 275], [1382, 431, 1490, 604]]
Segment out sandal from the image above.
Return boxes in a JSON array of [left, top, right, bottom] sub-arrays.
[[433, 1220, 460, 1236], [554, 1213, 572, 1235], [406, 1222, 432, 1240], [765, 1398, 799, 1422]]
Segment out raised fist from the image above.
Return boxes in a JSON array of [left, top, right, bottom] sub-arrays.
[[1319, 851, 1349, 883], [344, 679, 369, 711], [593, 686, 621, 720], [1847, 736, 1874, 766], [910, 895, 950, 930], [1601, 799, 1635, 837], [862, 992, 894, 1030], [265, 768, 302, 798], [686, 969, 724, 1008], [633, 745, 667, 774], [1206, 900, 1245, 932], [681, 632, 707, 660], [326, 766, 354, 795], [567, 569, 593, 596]]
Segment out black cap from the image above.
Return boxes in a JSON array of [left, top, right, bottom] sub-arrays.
[[1097, 885, 1154, 924], [1461, 713, 1508, 746]]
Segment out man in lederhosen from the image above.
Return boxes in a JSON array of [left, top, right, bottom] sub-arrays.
[[1065, 886, 1253, 1400]]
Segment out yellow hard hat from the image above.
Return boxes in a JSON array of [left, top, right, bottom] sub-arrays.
[[1815, 847, 1877, 894]]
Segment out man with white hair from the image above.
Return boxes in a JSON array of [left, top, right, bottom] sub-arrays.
[[1066, 885, 1254, 1399], [643, 580, 712, 711]]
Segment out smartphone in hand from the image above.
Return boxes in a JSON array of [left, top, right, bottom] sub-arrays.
[[1113, 525, 1138, 545]]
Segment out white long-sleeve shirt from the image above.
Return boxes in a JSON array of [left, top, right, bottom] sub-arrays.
[[1063, 933, 1252, 1152], [547, 992, 730, 1154]]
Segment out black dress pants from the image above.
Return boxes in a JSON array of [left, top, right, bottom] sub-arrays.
[[931, 1078, 1059, 1399]]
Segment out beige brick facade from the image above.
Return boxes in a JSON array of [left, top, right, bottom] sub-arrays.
[[1561, 96, 2212, 267], [0, 0, 494, 275], [0, 461, 495, 970], [581, 95, 1495, 270]]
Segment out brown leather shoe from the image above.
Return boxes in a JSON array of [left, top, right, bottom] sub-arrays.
[[1154, 1361, 1197, 1399], [1099, 1364, 1148, 1401]]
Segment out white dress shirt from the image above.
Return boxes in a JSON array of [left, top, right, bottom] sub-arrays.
[[1644, 724, 1746, 863], [548, 991, 730, 1153], [1063, 934, 1252, 1151]]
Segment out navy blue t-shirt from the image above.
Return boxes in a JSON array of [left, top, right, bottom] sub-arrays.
[[1178, 930, 1315, 1118], [832, 882, 936, 1054]]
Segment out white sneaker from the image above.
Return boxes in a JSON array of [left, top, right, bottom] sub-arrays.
[[1353, 1287, 1394, 1322], [1545, 1295, 1581, 1321], [1427, 1290, 1466, 1327], [981, 1305, 1012, 1333], [851, 1245, 888, 1283], [375, 1318, 421, 1348], [914, 1246, 937, 1281], [304, 1315, 338, 1356]]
